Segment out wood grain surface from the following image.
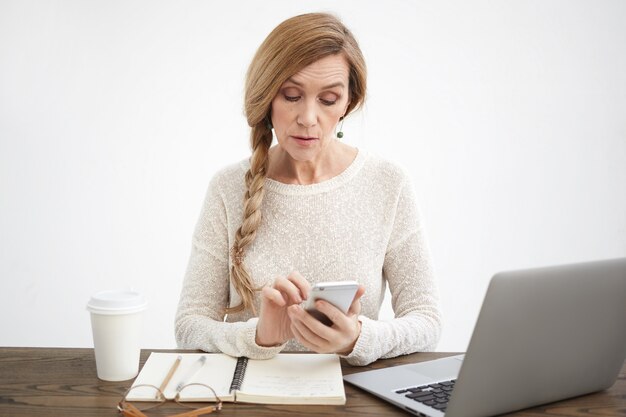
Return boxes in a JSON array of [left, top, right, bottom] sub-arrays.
[[0, 348, 624, 416]]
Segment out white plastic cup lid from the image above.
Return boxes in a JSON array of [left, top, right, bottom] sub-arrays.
[[86, 290, 147, 315]]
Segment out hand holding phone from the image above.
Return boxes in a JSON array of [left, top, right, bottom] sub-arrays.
[[303, 281, 359, 326]]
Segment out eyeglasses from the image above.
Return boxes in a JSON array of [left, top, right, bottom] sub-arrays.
[[118, 383, 222, 417]]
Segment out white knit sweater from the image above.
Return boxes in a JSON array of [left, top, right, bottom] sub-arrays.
[[175, 149, 441, 366]]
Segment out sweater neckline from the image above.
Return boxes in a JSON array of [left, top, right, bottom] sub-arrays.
[[240, 148, 367, 196]]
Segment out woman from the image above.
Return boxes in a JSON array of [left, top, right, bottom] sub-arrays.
[[175, 12, 441, 366]]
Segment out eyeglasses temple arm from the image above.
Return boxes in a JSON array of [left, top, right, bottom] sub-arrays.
[[167, 403, 222, 417]]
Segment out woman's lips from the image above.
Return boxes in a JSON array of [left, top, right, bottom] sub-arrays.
[[291, 135, 318, 145]]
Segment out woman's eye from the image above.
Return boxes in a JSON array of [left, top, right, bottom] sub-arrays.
[[320, 98, 337, 106], [285, 95, 300, 102]]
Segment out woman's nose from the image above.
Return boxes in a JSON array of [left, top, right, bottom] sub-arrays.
[[297, 100, 317, 127]]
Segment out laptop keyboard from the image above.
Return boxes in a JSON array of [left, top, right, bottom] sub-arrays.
[[395, 379, 456, 412]]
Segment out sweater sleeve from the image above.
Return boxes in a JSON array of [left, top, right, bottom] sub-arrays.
[[341, 176, 442, 366], [174, 174, 285, 358]]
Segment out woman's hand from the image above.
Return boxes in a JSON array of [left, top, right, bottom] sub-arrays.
[[255, 271, 311, 347], [287, 285, 366, 355]]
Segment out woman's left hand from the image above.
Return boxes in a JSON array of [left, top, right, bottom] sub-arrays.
[[287, 285, 366, 355]]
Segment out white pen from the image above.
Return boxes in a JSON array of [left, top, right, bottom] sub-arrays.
[[175, 355, 207, 392]]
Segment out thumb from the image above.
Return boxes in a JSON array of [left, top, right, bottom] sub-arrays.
[[348, 285, 366, 316]]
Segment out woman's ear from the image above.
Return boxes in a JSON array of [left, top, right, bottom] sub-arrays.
[[344, 100, 351, 115]]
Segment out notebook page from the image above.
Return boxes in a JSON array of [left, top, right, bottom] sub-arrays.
[[128, 353, 237, 401], [238, 354, 345, 404]]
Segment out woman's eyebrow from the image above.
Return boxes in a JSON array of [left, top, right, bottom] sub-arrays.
[[285, 77, 345, 90], [321, 81, 345, 90]]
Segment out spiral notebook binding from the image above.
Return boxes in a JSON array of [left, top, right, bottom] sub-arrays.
[[229, 357, 249, 392]]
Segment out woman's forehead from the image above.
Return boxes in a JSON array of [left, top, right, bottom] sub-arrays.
[[287, 54, 349, 89]]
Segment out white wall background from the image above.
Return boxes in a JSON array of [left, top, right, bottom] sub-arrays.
[[1, 0, 625, 352]]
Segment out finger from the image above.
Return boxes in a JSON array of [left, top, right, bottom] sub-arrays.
[[272, 276, 303, 304], [288, 306, 334, 342], [285, 271, 312, 300], [347, 285, 366, 316], [289, 306, 341, 352], [314, 299, 350, 327], [261, 286, 287, 307], [289, 305, 331, 346], [305, 300, 361, 354], [290, 322, 322, 352], [290, 319, 327, 350]]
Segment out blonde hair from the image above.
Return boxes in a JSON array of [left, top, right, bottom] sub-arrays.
[[226, 12, 367, 315]]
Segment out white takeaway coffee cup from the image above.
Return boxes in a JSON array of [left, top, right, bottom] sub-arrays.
[[86, 290, 147, 381]]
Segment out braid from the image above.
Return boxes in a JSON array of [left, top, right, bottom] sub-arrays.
[[225, 123, 272, 315]]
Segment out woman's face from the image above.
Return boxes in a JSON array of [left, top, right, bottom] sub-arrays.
[[270, 54, 351, 162]]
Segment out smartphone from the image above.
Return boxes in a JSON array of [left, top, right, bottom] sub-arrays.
[[303, 281, 359, 326]]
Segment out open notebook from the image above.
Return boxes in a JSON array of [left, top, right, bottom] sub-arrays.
[[127, 352, 346, 405]]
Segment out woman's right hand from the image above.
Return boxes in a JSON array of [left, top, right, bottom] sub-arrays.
[[255, 271, 311, 347]]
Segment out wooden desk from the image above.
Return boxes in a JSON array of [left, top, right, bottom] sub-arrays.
[[0, 348, 624, 416]]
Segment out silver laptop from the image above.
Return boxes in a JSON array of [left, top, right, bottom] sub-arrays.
[[344, 258, 626, 417]]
